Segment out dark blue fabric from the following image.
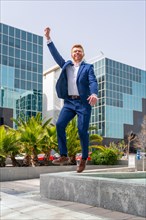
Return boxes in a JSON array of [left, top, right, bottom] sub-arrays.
[[56, 99, 91, 159], [47, 41, 98, 159]]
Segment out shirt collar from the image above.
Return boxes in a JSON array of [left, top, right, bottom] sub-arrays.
[[73, 61, 83, 67]]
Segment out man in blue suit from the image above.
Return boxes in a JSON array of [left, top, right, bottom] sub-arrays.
[[44, 27, 98, 172]]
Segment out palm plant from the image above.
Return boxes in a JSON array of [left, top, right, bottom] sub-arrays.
[[89, 133, 103, 146], [0, 126, 21, 166], [66, 118, 104, 164], [66, 117, 81, 164], [41, 125, 58, 165], [13, 113, 53, 166], [0, 126, 7, 166]]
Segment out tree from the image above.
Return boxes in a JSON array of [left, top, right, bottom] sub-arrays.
[[0, 126, 7, 166], [66, 117, 103, 164], [13, 113, 53, 166], [134, 115, 146, 152], [126, 131, 136, 159], [41, 124, 58, 165], [0, 126, 21, 166], [66, 117, 81, 164], [89, 133, 103, 146]]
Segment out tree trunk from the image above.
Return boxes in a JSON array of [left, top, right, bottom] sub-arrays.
[[0, 156, 6, 167], [23, 154, 32, 166], [31, 154, 39, 167], [44, 151, 51, 166], [11, 155, 20, 167]]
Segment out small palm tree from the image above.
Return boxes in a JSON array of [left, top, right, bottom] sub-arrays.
[[0, 126, 7, 166], [0, 126, 21, 166], [89, 133, 103, 146], [13, 113, 53, 166], [41, 125, 58, 165], [66, 117, 81, 164], [66, 118, 104, 164]]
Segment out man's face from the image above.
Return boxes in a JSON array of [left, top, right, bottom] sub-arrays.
[[71, 47, 84, 63]]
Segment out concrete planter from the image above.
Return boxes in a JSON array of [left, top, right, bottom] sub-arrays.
[[0, 161, 128, 182], [136, 158, 146, 171], [0, 165, 76, 182], [40, 171, 146, 217]]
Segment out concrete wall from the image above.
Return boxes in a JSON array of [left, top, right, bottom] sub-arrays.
[[136, 158, 146, 171], [0, 164, 128, 182], [0, 166, 76, 182], [40, 171, 146, 217]]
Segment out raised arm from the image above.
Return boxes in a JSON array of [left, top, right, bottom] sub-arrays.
[[44, 27, 65, 68]]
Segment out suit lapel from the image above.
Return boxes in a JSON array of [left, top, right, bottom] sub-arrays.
[[77, 62, 85, 81], [62, 60, 73, 71]]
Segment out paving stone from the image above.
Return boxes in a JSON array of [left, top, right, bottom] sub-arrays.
[[1, 178, 145, 220]]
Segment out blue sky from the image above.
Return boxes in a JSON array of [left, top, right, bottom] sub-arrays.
[[1, 0, 145, 71]]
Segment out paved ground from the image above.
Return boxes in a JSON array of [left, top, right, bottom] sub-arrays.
[[0, 178, 145, 220]]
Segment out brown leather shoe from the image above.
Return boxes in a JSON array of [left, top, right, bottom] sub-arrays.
[[52, 156, 69, 165], [77, 159, 87, 173]]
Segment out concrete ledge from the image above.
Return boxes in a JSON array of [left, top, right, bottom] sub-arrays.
[[0, 165, 76, 182], [40, 171, 146, 217], [0, 165, 128, 182], [136, 158, 146, 171]]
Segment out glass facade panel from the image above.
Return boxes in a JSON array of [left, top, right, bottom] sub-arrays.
[[16, 29, 20, 38], [0, 23, 43, 127], [90, 57, 146, 140]]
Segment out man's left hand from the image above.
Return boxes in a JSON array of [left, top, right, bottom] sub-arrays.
[[87, 94, 98, 106]]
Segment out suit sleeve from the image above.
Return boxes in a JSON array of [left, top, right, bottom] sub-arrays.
[[88, 65, 98, 96], [47, 42, 65, 68]]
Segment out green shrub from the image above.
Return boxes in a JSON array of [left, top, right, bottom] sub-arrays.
[[91, 148, 118, 165]]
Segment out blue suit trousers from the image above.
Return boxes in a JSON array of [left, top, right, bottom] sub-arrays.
[[56, 98, 91, 159]]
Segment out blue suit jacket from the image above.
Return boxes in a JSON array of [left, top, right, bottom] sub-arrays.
[[47, 42, 98, 104]]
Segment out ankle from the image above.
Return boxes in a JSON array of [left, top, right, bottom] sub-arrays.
[[82, 158, 87, 161], [61, 154, 67, 157]]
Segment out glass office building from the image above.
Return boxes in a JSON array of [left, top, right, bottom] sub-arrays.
[[0, 23, 43, 127], [91, 57, 146, 143]]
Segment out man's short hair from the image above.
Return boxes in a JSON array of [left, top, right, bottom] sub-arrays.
[[71, 44, 84, 53]]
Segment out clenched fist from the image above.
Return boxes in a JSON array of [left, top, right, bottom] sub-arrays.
[[44, 27, 51, 40]]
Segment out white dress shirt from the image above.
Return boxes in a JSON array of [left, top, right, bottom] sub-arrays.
[[66, 64, 80, 96]]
